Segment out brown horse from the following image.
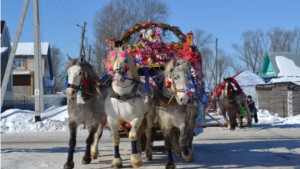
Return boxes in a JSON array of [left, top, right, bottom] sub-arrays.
[[222, 77, 251, 130]]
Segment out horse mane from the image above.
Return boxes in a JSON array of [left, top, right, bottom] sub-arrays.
[[109, 47, 140, 82], [164, 59, 191, 78]]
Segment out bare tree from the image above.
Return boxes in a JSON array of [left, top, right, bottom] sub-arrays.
[[50, 45, 66, 93], [216, 49, 231, 83], [268, 27, 295, 52], [293, 27, 300, 52], [232, 29, 268, 74], [92, 0, 169, 75], [193, 29, 214, 87]]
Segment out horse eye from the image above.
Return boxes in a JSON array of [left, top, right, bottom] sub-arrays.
[[125, 59, 128, 63], [79, 72, 82, 75], [174, 76, 178, 80]]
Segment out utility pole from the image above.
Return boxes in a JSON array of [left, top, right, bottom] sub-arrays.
[[33, 0, 44, 122], [88, 45, 91, 62], [79, 21, 86, 58], [0, 0, 30, 109]]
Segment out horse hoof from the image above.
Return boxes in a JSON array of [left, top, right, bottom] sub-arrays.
[[91, 149, 99, 159], [165, 161, 176, 169], [91, 153, 98, 159], [131, 154, 143, 168], [174, 153, 181, 157], [82, 155, 91, 164], [182, 149, 194, 162], [111, 158, 123, 168], [63, 160, 74, 169], [144, 151, 153, 161]]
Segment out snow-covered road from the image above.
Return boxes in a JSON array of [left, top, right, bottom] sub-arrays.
[[1, 125, 300, 169]]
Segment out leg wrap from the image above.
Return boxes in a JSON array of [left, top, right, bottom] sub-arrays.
[[114, 146, 120, 158], [67, 147, 75, 161], [182, 145, 189, 156], [85, 145, 91, 156], [131, 141, 138, 154], [167, 149, 173, 162]]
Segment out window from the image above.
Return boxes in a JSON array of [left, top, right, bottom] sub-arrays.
[[15, 58, 25, 68]]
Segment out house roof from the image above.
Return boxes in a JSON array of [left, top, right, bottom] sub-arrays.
[[260, 52, 300, 78], [11, 42, 50, 55], [234, 70, 265, 86]]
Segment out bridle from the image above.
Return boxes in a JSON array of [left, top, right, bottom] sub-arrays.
[[66, 70, 90, 92]]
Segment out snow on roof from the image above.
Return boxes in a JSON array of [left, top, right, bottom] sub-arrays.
[[234, 70, 265, 86], [275, 56, 300, 78], [11, 42, 50, 55], [1, 47, 8, 53], [270, 77, 300, 86]]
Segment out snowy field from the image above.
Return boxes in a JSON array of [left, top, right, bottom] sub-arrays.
[[1, 106, 300, 134], [1, 106, 300, 169]]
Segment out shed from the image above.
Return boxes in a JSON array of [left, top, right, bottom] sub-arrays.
[[256, 82, 300, 117]]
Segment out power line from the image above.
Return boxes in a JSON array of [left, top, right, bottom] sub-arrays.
[[59, 0, 80, 24], [59, 36, 81, 49], [68, 0, 85, 22], [51, 0, 79, 33]]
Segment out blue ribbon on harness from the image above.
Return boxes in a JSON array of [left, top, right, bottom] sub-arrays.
[[100, 73, 108, 83], [133, 58, 150, 93], [142, 66, 150, 93]]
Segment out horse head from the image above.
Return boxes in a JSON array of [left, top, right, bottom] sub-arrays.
[[66, 55, 94, 100], [107, 46, 140, 87], [223, 77, 236, 99], [164, 59, 192, 105]]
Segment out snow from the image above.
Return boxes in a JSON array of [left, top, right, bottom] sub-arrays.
[[11, 42, 50, 55], [275, 56, 300, 78], [234, 70, 265, 86], [1, 106, 300, 134]]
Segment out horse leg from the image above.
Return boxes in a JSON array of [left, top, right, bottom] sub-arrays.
[[82, 124, 98, 164], [229, 110, 236, 131], [63, 121, 78, 169], [129, 118, 143, 168], [179, 123, 193, 162], [238, 115, 243, 129], [108, 117, 123, 168], [144, 110, 156, 161], [171, 128, 181, 157], [162, 130, 176, 169], [90, 120, 105, 159]]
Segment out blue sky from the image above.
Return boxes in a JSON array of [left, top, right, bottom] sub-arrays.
[[1, 0, 300, 59]]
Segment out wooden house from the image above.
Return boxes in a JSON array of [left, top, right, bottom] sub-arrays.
[[257, 52, 300, 117], [256, 82, 300, 117]]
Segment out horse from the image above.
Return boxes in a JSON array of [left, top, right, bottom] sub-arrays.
[[222, 77, 251, 130], [63, 55, 108, 169], [151, 59, 198, 168], [104, 47, 153, 168]]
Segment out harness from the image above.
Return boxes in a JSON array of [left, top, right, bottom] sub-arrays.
[[109, 80, 141, 101]]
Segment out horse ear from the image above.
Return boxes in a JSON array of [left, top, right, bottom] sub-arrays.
[[79, 55, 85, 63], [121, 44, 126, 51], [67, 54, 72, 63], [223, 77, 226, 80], [110, 46, 114, 52]]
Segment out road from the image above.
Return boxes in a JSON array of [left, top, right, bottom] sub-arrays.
[[1, 124, 300, 169]]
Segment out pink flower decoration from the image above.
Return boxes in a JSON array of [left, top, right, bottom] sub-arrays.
[[120, 51, 126, 58], [110, 51, 116, 58]]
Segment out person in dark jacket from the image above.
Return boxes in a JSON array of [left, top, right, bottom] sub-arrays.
[[247, 95, 258, 123]]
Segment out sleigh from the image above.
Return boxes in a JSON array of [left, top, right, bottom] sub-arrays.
[[104, 21, 205, 143]]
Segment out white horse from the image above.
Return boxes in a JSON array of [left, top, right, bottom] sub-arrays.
[[104, 47, 153, 168]]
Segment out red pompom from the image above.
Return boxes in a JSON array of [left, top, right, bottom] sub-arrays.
[[108, 66, 113, 71], [125, 65, 129, 71], [166, 80, 172, 88]]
